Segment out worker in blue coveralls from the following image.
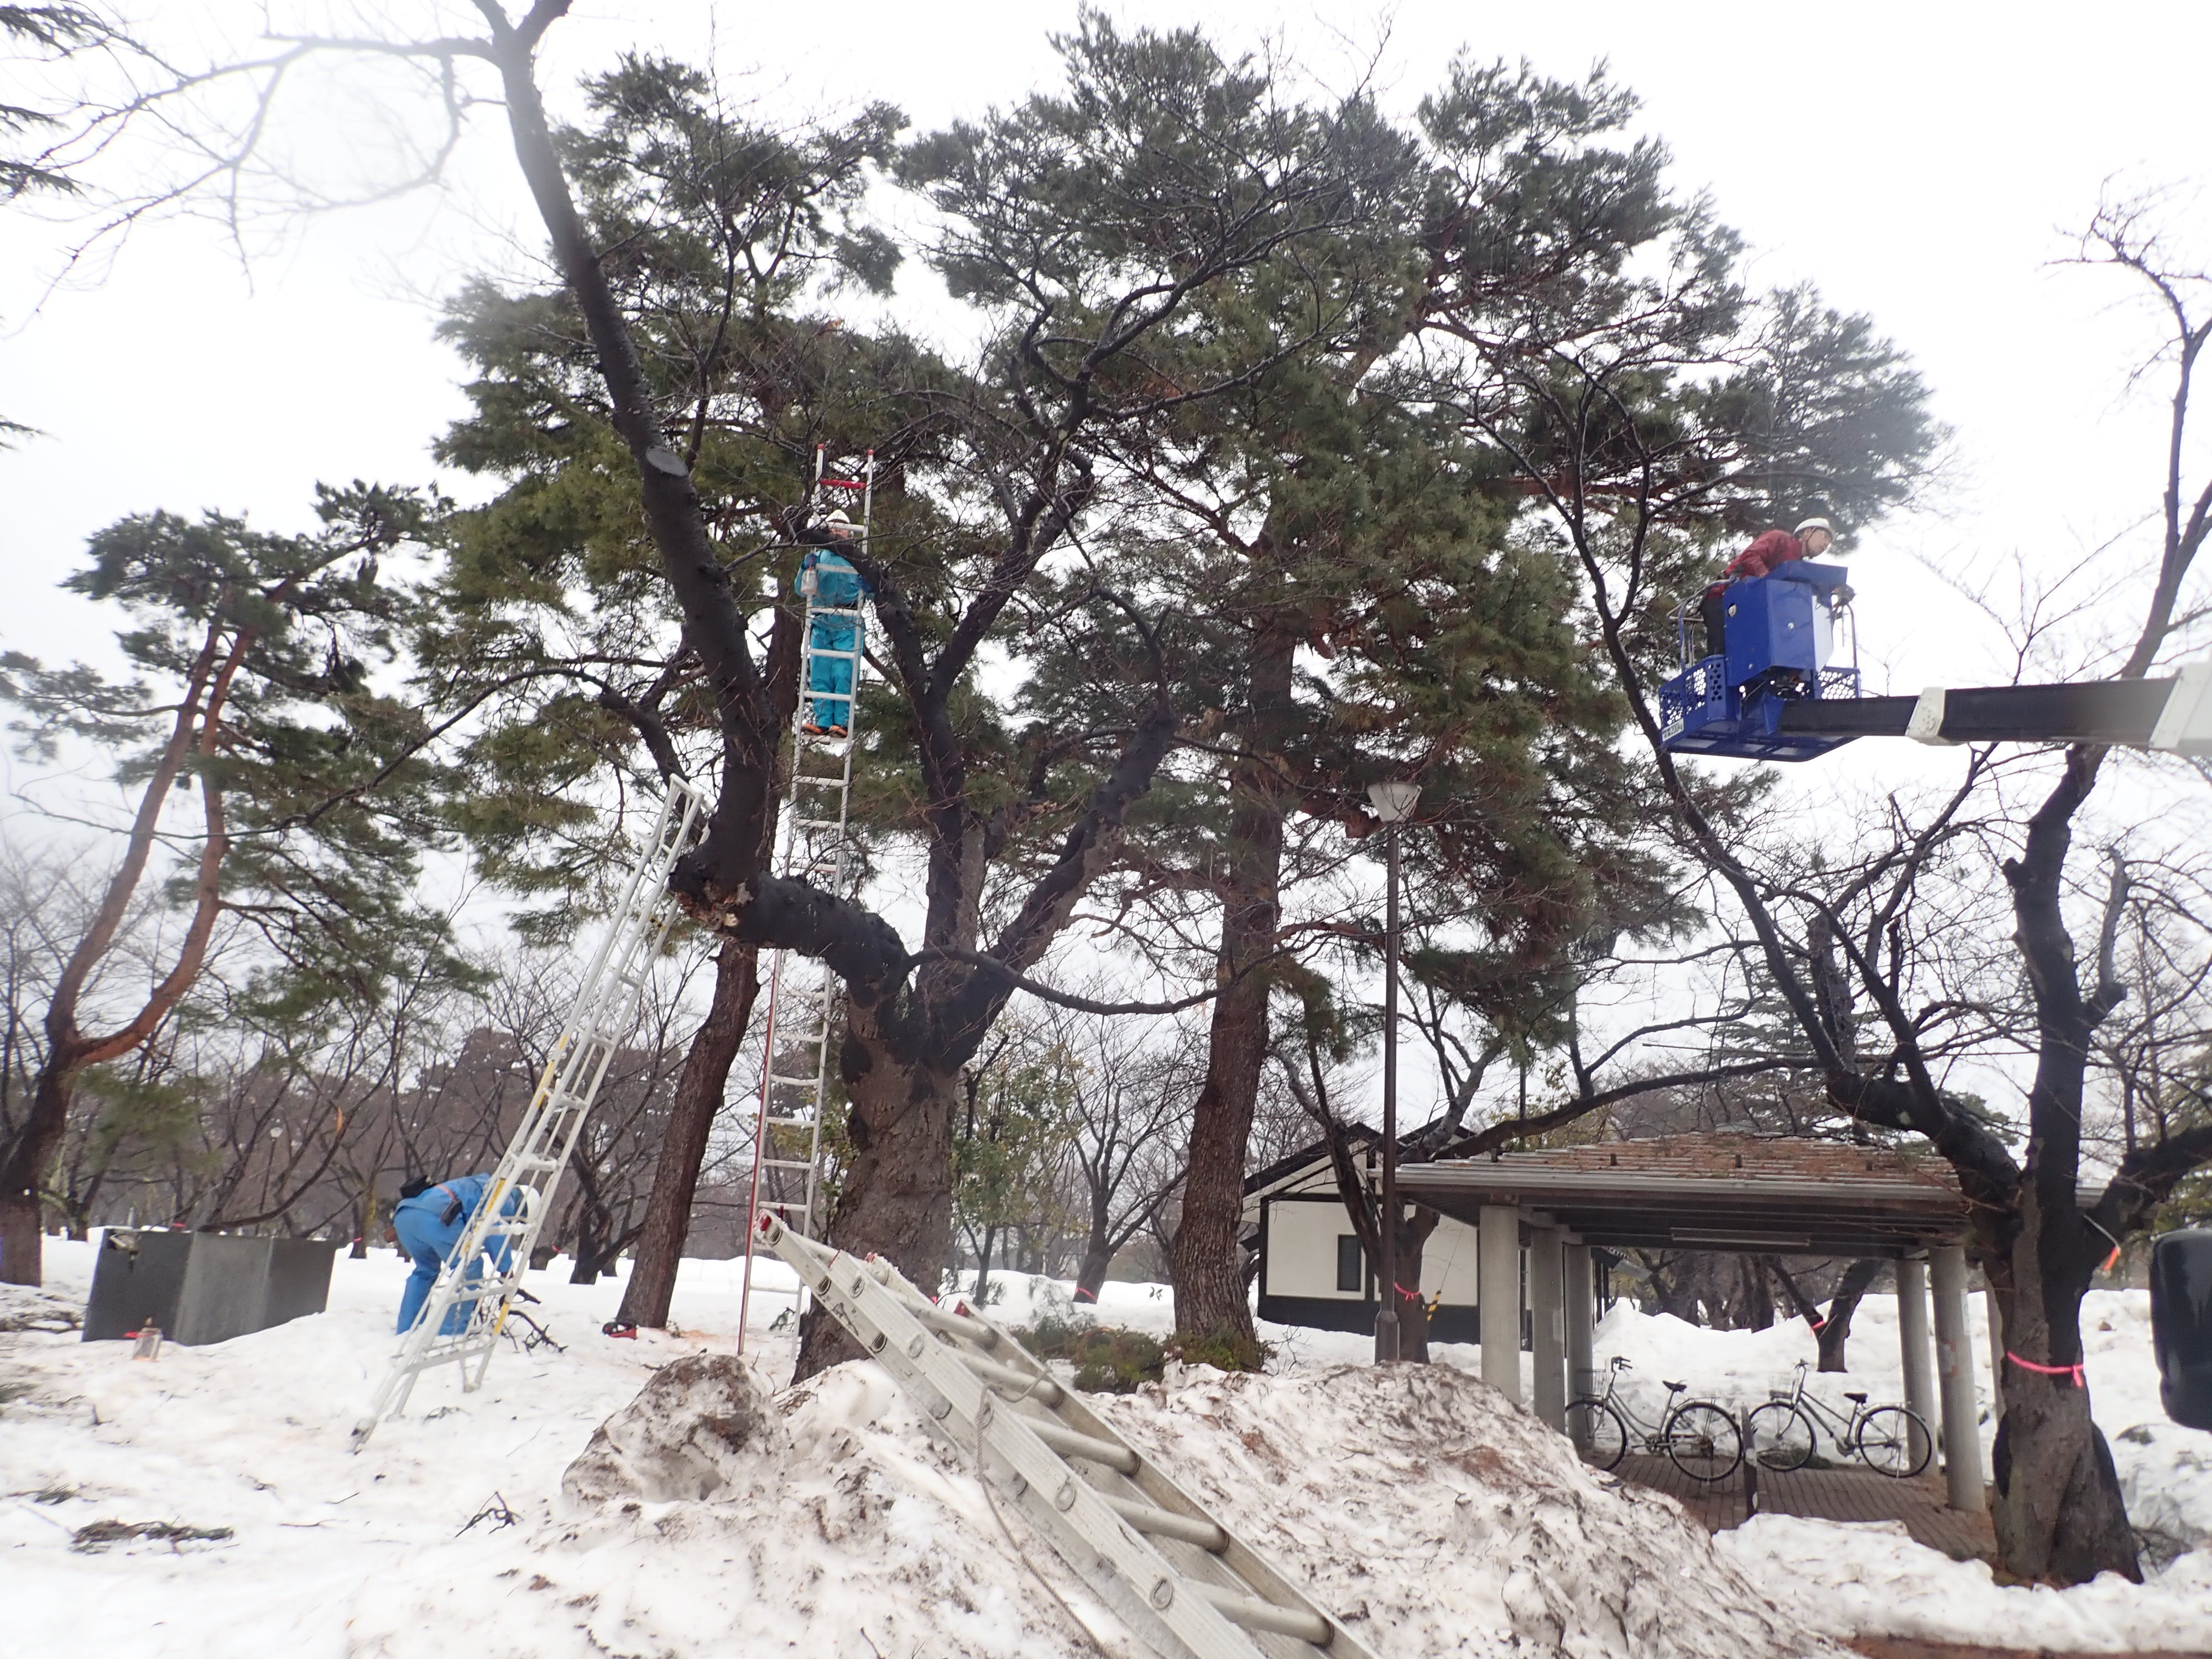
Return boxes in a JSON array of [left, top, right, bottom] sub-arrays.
[[387, 1174, 525, 1335], [797, 510, 870, 737]]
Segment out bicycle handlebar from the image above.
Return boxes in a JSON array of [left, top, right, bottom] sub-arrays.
[[1611, 1355, 1632, 1370]]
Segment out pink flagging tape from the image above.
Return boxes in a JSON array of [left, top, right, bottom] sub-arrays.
[[2006, 1350, 2086, 1385]]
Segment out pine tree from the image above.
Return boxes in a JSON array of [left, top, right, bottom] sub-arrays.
[[0, 485, 460, 1283]]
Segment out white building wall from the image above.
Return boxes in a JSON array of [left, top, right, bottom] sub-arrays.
[[1421, 1214, 1481, 1305], [1261, 1192, 1481, 1307], [1265, 1198, 1357, 1299]]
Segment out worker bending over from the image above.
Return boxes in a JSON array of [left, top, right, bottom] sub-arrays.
[[387, 1174, 525, 1335], [1702, 516, 1848, 658]]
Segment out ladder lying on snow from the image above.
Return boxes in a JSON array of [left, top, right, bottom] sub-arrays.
[[737, 448, 874, 1350], [758, 1214, 1378, 1659], [350, 782, 707, 1447]]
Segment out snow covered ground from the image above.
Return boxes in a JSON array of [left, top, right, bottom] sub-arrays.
[[1, 1239, 2206, 1657]]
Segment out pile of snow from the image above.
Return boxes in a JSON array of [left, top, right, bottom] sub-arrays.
[[2, 1239, 1840, 1658], [4, 1239, 2210, 1656], [1719, 1514, 2212, 1653], [1094, 1361, 1829, 1657]]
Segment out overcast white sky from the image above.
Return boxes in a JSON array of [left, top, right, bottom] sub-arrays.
[[3, 2, 2210, 1118]]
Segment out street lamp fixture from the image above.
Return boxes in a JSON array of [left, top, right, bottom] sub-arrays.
[[1366, 779, 1417, 1362], [1368, 780, 1420, 825]]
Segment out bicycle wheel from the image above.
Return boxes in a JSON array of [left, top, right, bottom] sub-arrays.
[[1565, 1398, 1628, 1470], [1855, 1405, 1932, 1479], [1665, 1401, 1743, 1482], [1743, 1402, 1815, 1471]]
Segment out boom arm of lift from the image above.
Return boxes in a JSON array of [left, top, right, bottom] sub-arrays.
[[1778, 658, 2212, 754]]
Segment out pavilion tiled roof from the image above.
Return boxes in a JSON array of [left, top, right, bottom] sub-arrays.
[[1454, 1132, 1961, 1191], [1395, 1131, 1970, 1256]]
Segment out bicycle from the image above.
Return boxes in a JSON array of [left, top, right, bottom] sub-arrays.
[[1743, 1359, 1932, 1478], [1565, 1356, 1743, 1482]]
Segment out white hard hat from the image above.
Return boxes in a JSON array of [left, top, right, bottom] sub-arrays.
[[822, 509, 853, 528], [1794, 517, 1835, 538]]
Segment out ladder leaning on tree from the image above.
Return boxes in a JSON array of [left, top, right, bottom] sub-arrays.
[[349, 781, 706, 1448], [737, 448, 874, 1350], [758, 1213, 1380, 1659]]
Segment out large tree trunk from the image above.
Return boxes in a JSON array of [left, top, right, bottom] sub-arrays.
[[1171, 618, 1293, 1344], [971, 1222, 999, 1309], [1172, 932, 1272, 1343], [1987, 750, 2141, 1583], [617, 944, 759, 1327], [1815, 1259, 1882, 1372], [794, 1005, 961, 1379], [351, 1182, 377, 1261], [1743, 1258, 1775, 1331], [1396, 1207, 1439, 1362], [1075, 1199, 1115, 1303], [1, 1064, 75, 1285], [1989, 1192, 2140, 1582]]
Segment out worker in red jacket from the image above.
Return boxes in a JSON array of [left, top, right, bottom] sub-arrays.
[[1701, 517, 1838, 658]]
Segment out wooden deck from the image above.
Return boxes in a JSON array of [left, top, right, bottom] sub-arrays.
[[1614, 1453, 1997, 1562]]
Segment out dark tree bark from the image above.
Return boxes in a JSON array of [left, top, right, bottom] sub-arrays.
[[1171, 617, 1296, 1343], [1171, 911, 1273, 1343], [1771, 1256, 1884, 1371], [1814, 1260, 1880, 1371], [1074, 1235, 1112, 1303], [615, 943, 759, 1328]]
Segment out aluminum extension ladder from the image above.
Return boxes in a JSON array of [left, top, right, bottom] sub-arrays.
[[758, 1214, 1378, 1659], [350, 781, 707, 1446], [737, 449, 873, 1349]]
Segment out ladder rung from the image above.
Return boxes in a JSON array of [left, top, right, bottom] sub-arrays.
[[1098, 1491, 1228, 1552], [1020, 1416, 1138, 1475], [761, 1115, 818, 1130], [1193, 1585, 1329, 1646], [962, 1352, 1063, 1405], [759, 1157, 818, 1172], [768, 1072, 822, 1088]]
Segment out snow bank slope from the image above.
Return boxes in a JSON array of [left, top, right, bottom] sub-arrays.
[[1719, 1514, 2212, 1655], [1092, 1361, 1838, 1659]]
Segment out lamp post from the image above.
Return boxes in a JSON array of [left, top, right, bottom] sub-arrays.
[[1367, 779, 1419, 1364]]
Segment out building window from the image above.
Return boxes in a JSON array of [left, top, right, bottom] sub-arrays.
[[1337, 1234, 1364, 1293]]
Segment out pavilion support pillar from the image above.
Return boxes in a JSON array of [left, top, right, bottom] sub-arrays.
[[1478, 1204, 1522, 1404], [1528, 1227, 1567, 1430], [1564, 1241, 1597, 1408], [1929, 1244, 1986, 1512], [1896, 1258, 1938, 1473], [1984, 1284, 2006, 1428]]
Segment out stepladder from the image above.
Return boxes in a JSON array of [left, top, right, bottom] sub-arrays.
[[351, 781, 707, 1446], [758, 1214, 1378, 1659], [738, 448, 874, 1344]]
